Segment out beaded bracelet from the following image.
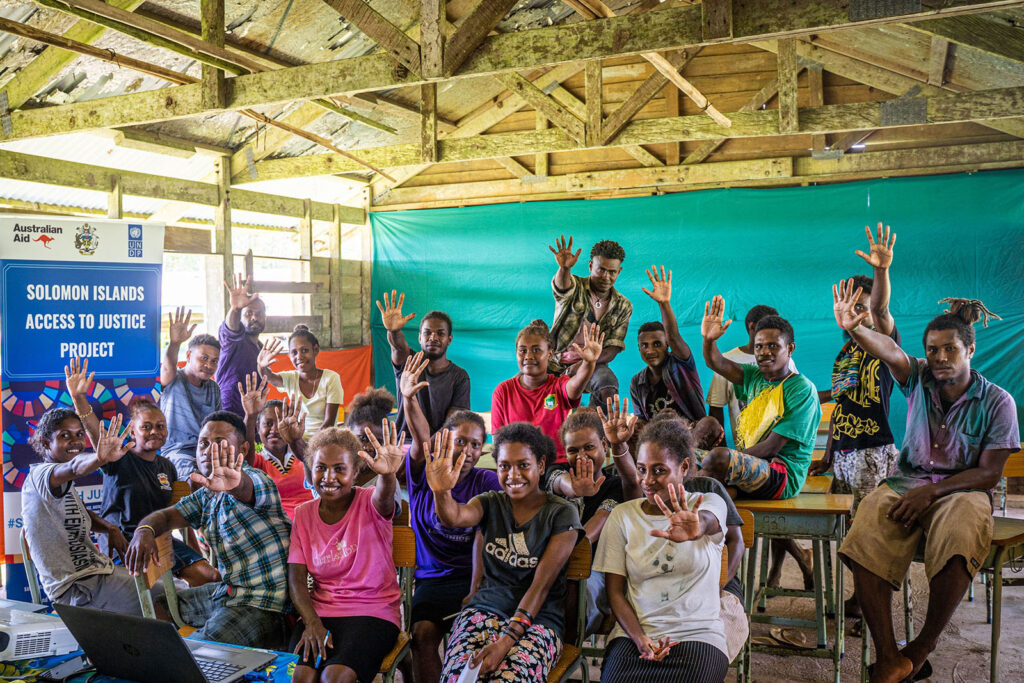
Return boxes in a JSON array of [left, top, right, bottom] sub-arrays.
[[510, 615, 532, 630], [76, 407, 94, 420], [514, 607, 534, 622]]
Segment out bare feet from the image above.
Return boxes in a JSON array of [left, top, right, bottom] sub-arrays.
[[900, 639, 934, 680], [868, 654, 914, 683]]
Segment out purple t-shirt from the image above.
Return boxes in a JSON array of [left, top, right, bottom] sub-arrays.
[[217, 321, 262, 417], [405, 454, 500, 580], [886, 357, 1020, 494]]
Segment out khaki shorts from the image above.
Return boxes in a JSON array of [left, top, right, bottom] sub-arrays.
[[720, 590, 748, 662], [838, 484, 993, 588]]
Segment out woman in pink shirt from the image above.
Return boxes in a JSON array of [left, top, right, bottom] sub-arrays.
[[287, 421, 405, 683], [491, 320, 603, 463]]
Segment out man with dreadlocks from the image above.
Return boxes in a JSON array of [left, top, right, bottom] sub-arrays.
[[833, 281, 1018, 683]]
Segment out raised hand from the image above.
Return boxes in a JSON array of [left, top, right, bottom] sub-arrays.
[[64, 356, 94, 398], [832, 278, 870, 331], [276, 394, 307, 444], [568, 456, 606, 498], [358, 419, 406, 476], [855, 222, 896, 270], [167, 306, 197, 345], [641, 265, 672, 304], [191, 441, 244, 492], [96, 413, 134, 465], [649, 484, 703, 543], [424, 429, 465, 493], [700, 295, 732, 341], [600, 395, 638, 445], [224, 272, 259, 310], [258, 338, 284, 371], [572, 321, 605, 364], [399, 352, 430, 399], [237, 371, 268, 417], [548, 234, 581, 270], [376, 290, 416, 332]]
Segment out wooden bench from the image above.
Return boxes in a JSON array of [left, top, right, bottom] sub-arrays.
[[735, 493, 854, 683]]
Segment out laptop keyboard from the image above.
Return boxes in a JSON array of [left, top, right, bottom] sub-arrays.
[[195, 656, 244, 682]]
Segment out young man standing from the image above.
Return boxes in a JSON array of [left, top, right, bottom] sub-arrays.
[[548, 236, 633, 407], [125, 411, 291, 650], [706, 304, 796, 444], [628, 265, 705, 425], [834, 282, 1018, 683], [812, 225, 902, 516], [161, 307, 222, 480], [218, 273, 266, 417], [377, 291, 470, 436]]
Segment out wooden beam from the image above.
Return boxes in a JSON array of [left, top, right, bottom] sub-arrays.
[[830, 129, 874, 153], [338, 93, 457, 132], [113, 128, 233, 157], [421, 0, 445, 79], [927, 36, 950, 86], [701, 0, 733, 40], [495, 72, 586, 144], [329, 205, 343, 347], [777, 38, 799, 134], [585, 60, 603, 147], [19, 2, 1024, 141], [201, 0, 226, 110], [2, 0, 145, 110], [421, 82, 438, 163], [495, 156, 530, 177], [757, 38, 1024, 139], [642, 51, 731, 127], [443, 0, 519, 76], [321, 0, 422, 74], [373, 140, 1024, 209], [245, 84, 1024, 180], [665, 83, 680, 165], [107, 175, 123, 219], [535, 113, 548, 177], [908, 14, 1024, 66], [683, 76, 780, 164], [623, 145, 664, 167], [807, 65, 825, 151], [299, 198, 312, 261], [601, 49, 696, 145], [213, 155, 232, 317]]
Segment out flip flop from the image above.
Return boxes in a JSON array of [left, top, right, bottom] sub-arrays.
[[865, 659, 933, 682]]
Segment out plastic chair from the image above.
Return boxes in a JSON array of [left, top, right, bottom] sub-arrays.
[[548, 537, 592, 683], [19, 528, 43, 604], [135, 481, 196, 633]]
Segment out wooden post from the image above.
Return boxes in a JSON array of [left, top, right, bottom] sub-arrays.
[[107, 174, 122, 219], [664, 83, 680, 165], [421, 82, 438, 163], [585, 60, 602, 147], [329, 204, 343, 348], [421, 0, 444, 79], [777, 38, 799, 134], [808, 65, 825, 151], [360, 188, 372, 349], [200, 0, 226, 110], [535, 113, 548, 177], [300, 197, 312, 261], [210, 154, 232, 320]]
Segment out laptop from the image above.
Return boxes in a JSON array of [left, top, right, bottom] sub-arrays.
[[55, 603, 276, 683]]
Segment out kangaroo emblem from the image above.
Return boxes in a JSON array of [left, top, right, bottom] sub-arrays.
[[33, 234, 54, 248]]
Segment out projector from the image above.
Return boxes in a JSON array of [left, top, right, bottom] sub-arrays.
[[0, 608, 78, 661]]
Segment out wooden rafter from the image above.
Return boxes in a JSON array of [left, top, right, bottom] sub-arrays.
[[601, 49, 696, 145], [240, 84, 1024, 182], [683, 76, 782, 164], [830, 129, 875, 153], [11, 1, 1024, 140], [443, 0, 519, 76], [321, 0, 422, 74], [907, 14, 1024, 65], [777, 38, 798, 133], [420, 83, 438, 163], [585, 61, 603, 147], [421, 0, 445, 79], [807, 65, 825, 151], [495, 72, 586, 144], [201, 0, 226, 109], [927, 36, 950, 86], [337, 93, 458, 132]]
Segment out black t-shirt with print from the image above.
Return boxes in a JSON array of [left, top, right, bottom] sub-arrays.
[[100, 453, 178, 537], [644, 379, 675, 420], [831, 327, 901, 451], [467, 491, 583, 635]]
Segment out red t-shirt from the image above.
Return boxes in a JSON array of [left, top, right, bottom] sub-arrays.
[[251, 450, 313, 519], [491, 374, 579, 463]]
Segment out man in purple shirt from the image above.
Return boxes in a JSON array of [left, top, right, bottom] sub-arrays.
[[218, 273, 266, 417], [834, 281, 1019, 683]]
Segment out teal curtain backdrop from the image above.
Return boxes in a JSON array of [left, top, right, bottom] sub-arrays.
[[371, 170, 1024, 445]]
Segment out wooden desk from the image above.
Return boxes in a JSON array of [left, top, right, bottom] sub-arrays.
[[735, 493, 853, 683], [801, 474, 833, 495]]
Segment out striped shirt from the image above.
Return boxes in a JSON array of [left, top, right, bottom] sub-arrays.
[[175, 466, 291, 612]]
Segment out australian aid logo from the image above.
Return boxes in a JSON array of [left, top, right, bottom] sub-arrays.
[[12, 222, 63, 248]]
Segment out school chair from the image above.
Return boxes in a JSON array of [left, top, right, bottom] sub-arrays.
[[548, 537, 592, 683], [379, 525, 416, 683], [733, 508, 755, 683], [394, 499, 410, 526], [135, 481, 197, 633], [19, 528, 43, 604]]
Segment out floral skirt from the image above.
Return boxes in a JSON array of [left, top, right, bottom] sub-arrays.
[[440, 607, 561, 682]]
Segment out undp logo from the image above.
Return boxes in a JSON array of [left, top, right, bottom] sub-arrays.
[[128, 223, 143, 258], [129, 226, 142, 239]]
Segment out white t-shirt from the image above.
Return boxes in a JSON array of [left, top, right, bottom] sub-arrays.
[[592, 494, 729, 655], [280, 368, 344, 439], [707, 347, 797, 446]]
